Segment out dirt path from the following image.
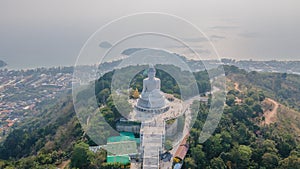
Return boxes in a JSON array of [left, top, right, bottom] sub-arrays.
[[57, 160, 70, 169], [233, 82, 279, 125], [263, 98, 279, 125], [234, 82, 242, 93]]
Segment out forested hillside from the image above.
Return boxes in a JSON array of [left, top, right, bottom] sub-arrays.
[[0, 65, 299, 168], [224, 65, 300, 110], [183, 66, 300, 168]]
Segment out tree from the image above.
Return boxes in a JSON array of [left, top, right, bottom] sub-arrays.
[[190, 129, 200, 146], [290, 145, 300, 157], [229, 145, 252, 169], [184, 157, 197, 169], [165, 140, 173, 151], [203, 134, 223, 159], [226, 94, 236, 106], [220, 131, 232, 152], [261, 153, 279, 169], [252, 104, 263, 114], [258, 91, 265, 102], [235, 123, 253, 145], [70, 142, 94, 169], [191, 145, 206, 167], [97, 88, 110, 104], [210, 157, 226, 169], [100, 107, 115, 127], [245, 97, 254, 106], [92, 148, 107, 167], [279, 155, 300, 169], [237, 145, 252, 168], [262, 140, 278, 154], [231, 104, 253, 123]]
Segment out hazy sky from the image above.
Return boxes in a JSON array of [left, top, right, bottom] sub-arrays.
[[1, 0, 300, 69]]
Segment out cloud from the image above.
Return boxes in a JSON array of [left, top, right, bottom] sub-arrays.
[[194, 49, 211, 54], [210, 35, 226, 41], [99, 41, 112, 49], [168, 44, 211, 54], [238, 32, 260, 38], [184, 48, 211, 55], [210, 26, 239, 30], [168, 45, 203, 49], [182, 37, 208, 43]]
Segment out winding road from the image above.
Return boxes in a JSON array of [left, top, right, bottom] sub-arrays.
[[234, 82, 279, 125]]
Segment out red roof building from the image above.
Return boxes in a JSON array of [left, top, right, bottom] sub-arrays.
[[174, 134, 189, 161]]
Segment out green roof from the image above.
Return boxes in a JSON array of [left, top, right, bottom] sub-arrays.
[[103, 141, 138, 156], [107, 155, 130, 164], [120, 132, 136, 137], [107, 136, 134, 143], [107, 132, 140, 144], [104, 132, 139, 163]]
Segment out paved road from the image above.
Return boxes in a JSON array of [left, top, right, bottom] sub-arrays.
[[140, 119, 164, 169]]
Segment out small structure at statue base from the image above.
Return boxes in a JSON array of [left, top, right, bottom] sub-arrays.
[[132, 88, 140, 99]]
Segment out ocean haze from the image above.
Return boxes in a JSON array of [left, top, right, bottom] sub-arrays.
[[0, 0, 300, 69]]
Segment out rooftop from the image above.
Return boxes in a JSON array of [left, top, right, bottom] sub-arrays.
[[107, 155, 130, 164]]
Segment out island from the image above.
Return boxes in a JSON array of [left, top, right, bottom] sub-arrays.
[[0, 60, 7, 68]]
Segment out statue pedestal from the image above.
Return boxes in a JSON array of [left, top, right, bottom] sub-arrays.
[[128, 93, 171, 122], [137, 89, 167, 108], [134, 103, 170, 114], [135, 91, 170, 114]]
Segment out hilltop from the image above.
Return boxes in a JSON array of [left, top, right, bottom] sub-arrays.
[[0, 65, 299, 168]]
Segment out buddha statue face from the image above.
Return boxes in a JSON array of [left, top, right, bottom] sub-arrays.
[[148, 68, 156, 79]]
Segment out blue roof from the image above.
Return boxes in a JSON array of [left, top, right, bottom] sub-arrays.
[[173, 163, 182, 169]]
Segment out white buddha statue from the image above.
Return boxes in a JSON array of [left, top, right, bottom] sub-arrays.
[[137, 66, 166, 109]]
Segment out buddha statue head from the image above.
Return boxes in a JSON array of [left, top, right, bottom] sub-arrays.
[[148, 66, 156, 79]]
